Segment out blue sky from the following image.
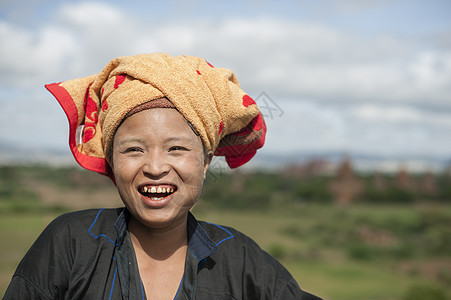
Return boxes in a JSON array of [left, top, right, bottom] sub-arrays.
[[0, 0, 450, 169], [3, 0, 450, 35]]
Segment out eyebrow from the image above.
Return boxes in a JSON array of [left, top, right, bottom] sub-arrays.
[[117, 136, 195, 146], [116, 137, 146, 146], [165, 136, 195, 143]]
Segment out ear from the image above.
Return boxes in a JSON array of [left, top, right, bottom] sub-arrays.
[[203, 151, 213, 180]]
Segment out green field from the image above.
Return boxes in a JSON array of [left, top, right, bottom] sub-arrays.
[[1, 166, 450, 299], [2, 205, 450, 299]]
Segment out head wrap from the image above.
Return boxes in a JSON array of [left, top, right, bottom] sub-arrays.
[[45, 53, 266, 178]]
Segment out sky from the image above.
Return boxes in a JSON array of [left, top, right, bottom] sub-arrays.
[[0, 0, 450, 169]]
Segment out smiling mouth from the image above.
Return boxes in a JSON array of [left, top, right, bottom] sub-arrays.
[[139, 185, 177, 200]]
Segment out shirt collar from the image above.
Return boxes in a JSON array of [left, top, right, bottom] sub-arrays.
[[187, 212, 217, 261], [113, 208, 129, 248], [113, 209, 217, 260]]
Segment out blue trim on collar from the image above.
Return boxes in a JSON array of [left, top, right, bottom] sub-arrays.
[[105, 209, 222, 262], [187, 212, 218, 261], [139, 277, 145, 300], [206, 222, 234, 245], [108, 256, 118, 300], [88, 208, 117, 246]]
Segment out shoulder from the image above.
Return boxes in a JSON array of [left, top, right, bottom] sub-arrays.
[[198, 220, 267, 257], [198, 220, 287, 276], [196, 221, 322, 299], [52, 207, 121, 224], [41, 208, 122, 242], [48, 209, 120, 228], [5, 208, 124, 300]]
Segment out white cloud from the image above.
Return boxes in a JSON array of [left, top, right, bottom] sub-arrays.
[[350, 104, 451, 130], [0, 20, 79, 87], [1, 2, 450, 105], [0, 1, 450, 161], [262, 100, 451, 158], [262, 100, 348, 154]]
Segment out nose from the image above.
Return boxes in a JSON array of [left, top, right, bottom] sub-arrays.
[[141, 149, 170, 178]]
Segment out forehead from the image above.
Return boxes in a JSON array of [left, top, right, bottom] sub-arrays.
[[114, 108, 198, 141]]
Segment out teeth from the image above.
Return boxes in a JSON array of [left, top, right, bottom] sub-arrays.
[[142, 186, 175, 194]]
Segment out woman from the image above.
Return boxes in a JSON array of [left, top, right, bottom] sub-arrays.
[[5, 53, 321, 299]]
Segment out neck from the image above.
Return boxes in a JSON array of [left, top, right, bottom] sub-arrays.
[[128, 214, 188, 261]]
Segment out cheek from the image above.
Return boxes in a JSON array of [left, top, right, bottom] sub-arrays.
[[112, 161, 138, 207], [174, 156, 206, 184], [112, 156, 139, 184]]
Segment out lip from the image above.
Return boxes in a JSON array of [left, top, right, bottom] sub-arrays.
[[139, 191, 176, 208], [137, 182, 178, 209]]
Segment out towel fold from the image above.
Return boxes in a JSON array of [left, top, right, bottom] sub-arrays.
[[45, 53, 266, 177]]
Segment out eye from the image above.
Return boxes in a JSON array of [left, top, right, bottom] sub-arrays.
[[122, 147, 143, 153], [169, 146, 189, 152]]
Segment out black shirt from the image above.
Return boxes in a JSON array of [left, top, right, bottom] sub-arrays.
[[4, 208, 321, 299]]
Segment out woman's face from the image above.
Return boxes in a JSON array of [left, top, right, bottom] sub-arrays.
[[112, 108, 211, 229]]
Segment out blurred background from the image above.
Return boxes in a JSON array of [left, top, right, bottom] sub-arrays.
[[1, 0, 450, 299]]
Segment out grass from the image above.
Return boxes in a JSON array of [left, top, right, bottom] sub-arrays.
[[1, 197, 450, 299], [193, 204, 451, 300], [0, 213, 60, 296]]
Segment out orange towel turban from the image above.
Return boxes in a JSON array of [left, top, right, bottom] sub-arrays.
[[45, 53, 266, 178]]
